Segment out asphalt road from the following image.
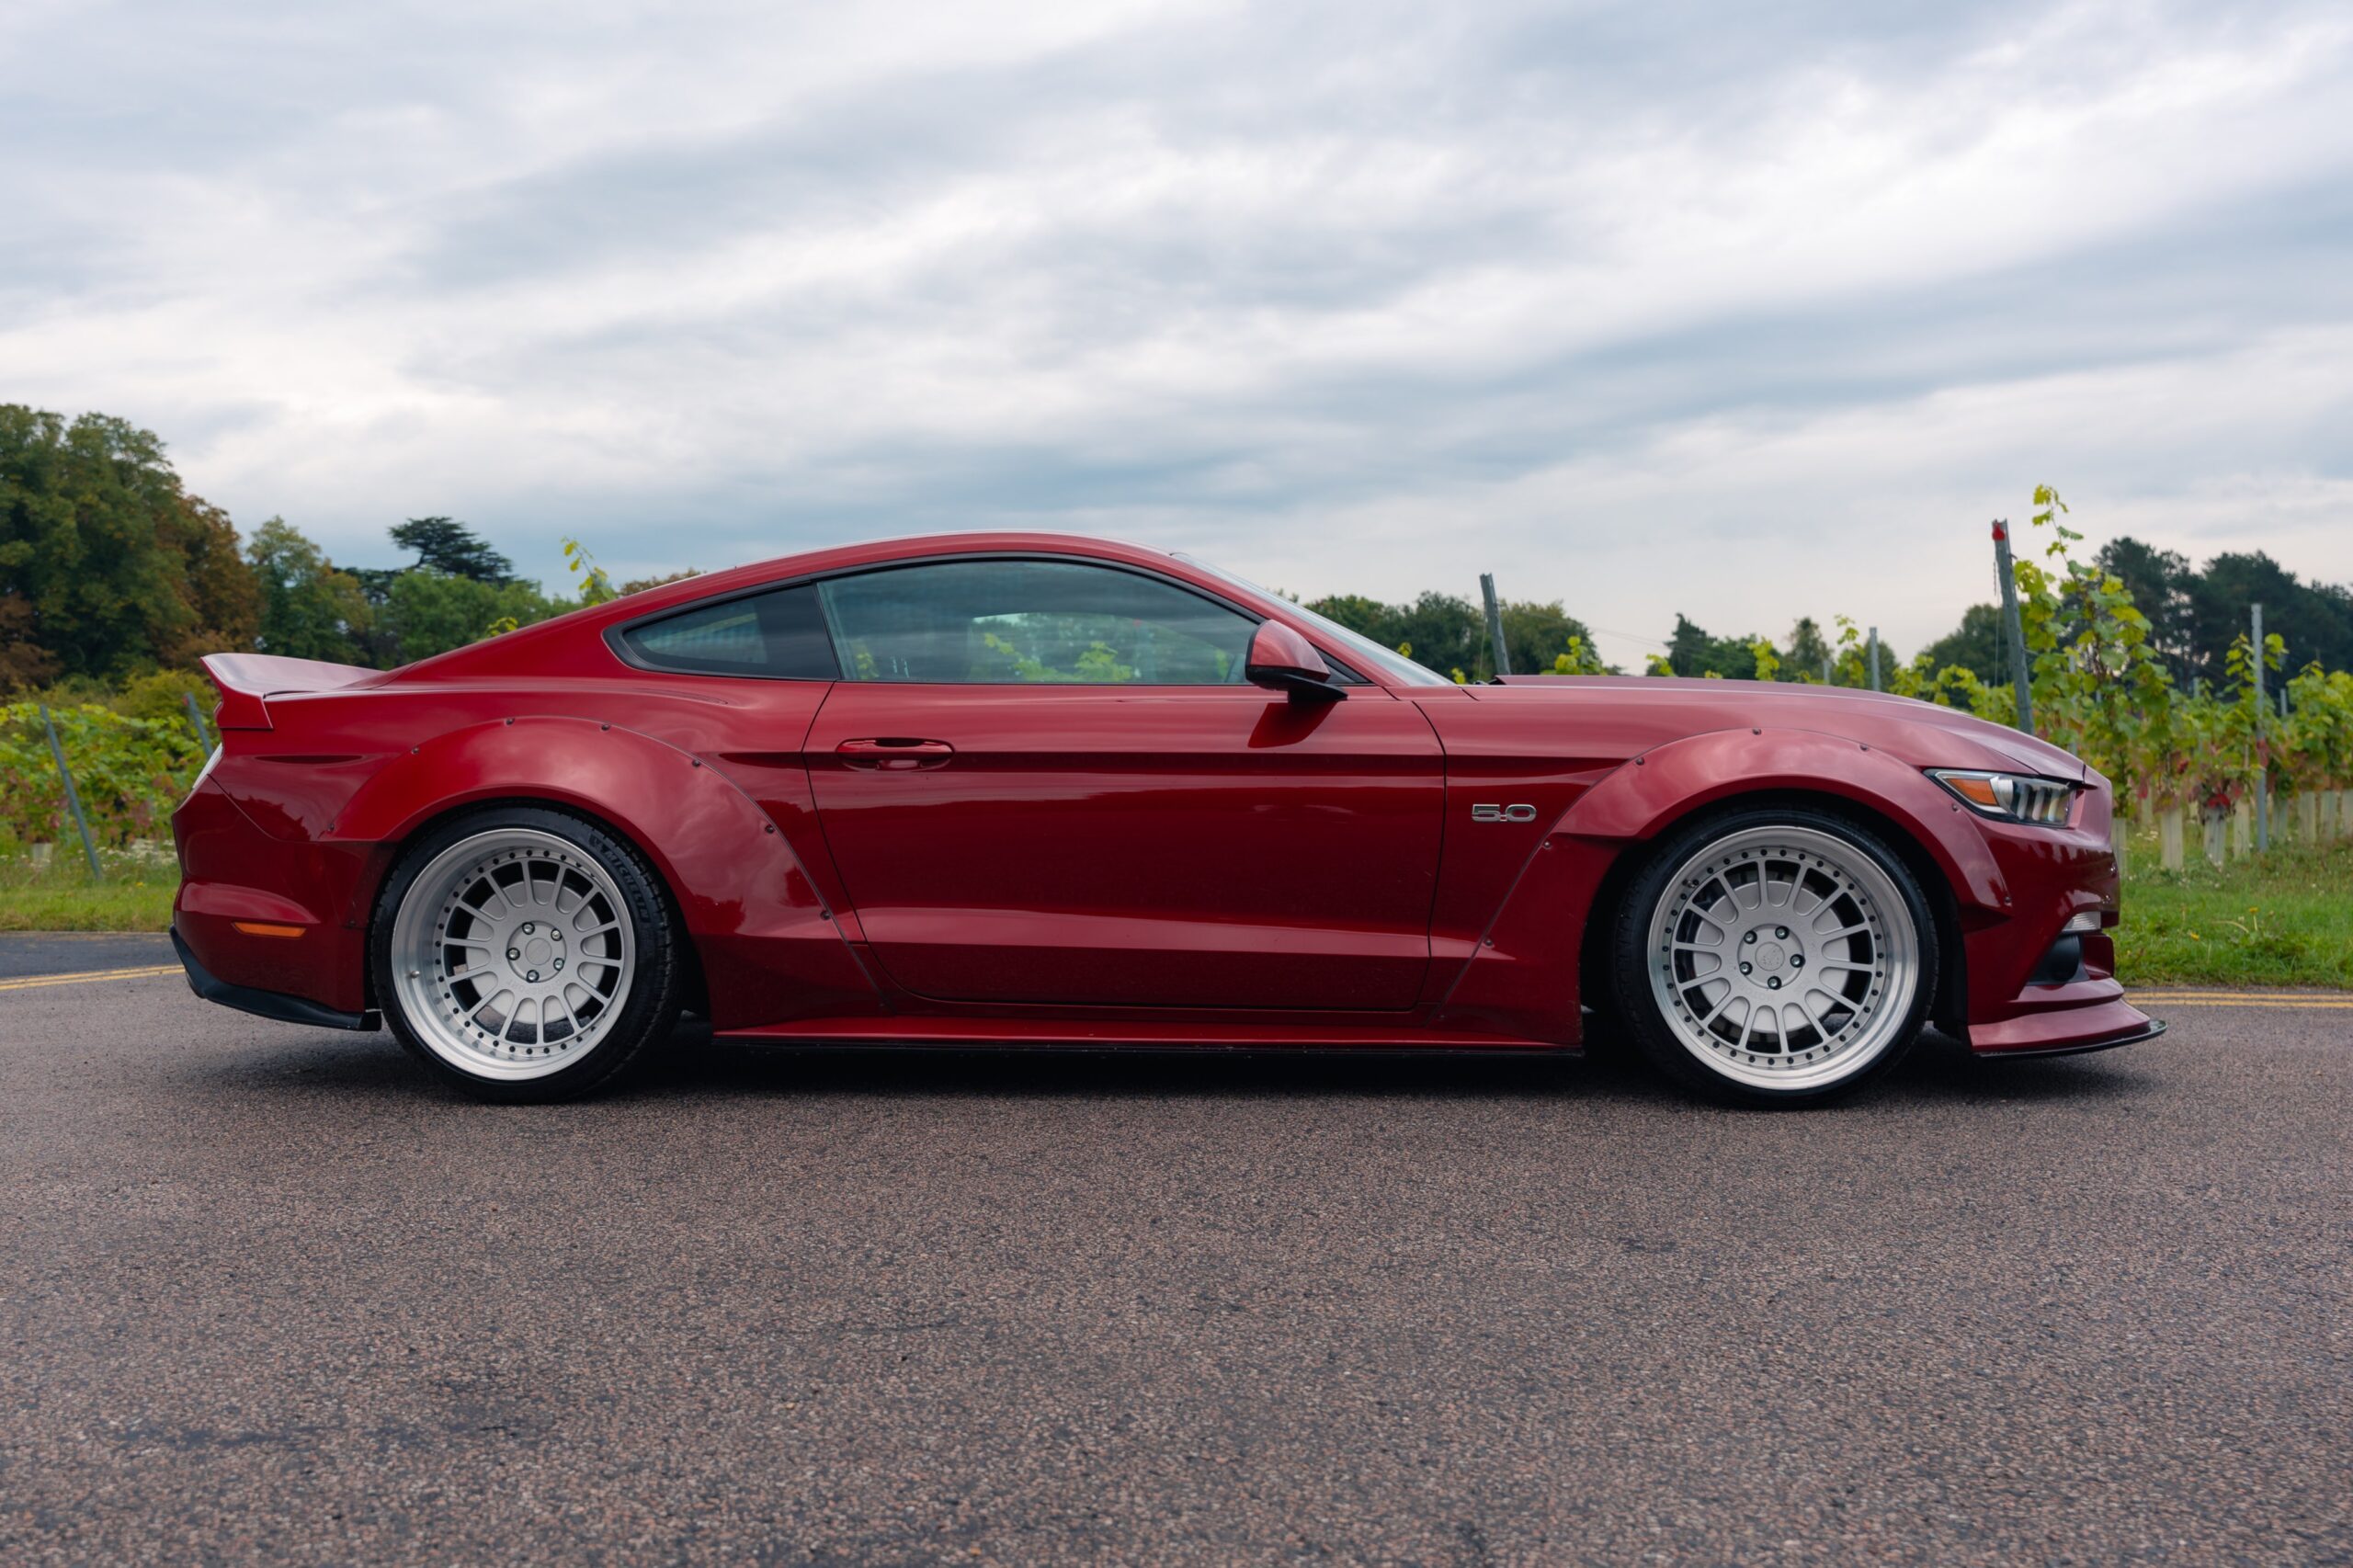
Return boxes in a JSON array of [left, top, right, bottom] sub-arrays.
[[1, 950, 2347, 1564]]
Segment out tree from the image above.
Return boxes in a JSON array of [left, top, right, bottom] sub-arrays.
[[0, 592, 58, 690], [1306, 592, 1485, 680], [2189, 551, 2353, 690], [2095, 537, 2198, 682], [1918, 604, 2006, 687], [379, 571, 561, 663], [1785, 618, 1832, 681], [1496, 599, 1601, 677], [0, 404, 261, 679], [387, 517, 514, 583], [161, 495, 261, 662], [248, 517, 370, 663], [619, 568, 702, 597], [1389, 593, 1484, 679], [1302, 594, 1392, 642], [1665, 614, 1767, 678]]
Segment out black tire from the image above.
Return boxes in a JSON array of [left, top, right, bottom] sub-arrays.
[[369, 804, 686, 1103], [1607, 804, 1938, 1108]]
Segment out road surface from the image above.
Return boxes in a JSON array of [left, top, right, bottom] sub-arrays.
[[1, 941, 2346, 1563]]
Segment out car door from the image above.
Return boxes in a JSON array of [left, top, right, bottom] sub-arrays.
[[801, 555, 1445, 1011]]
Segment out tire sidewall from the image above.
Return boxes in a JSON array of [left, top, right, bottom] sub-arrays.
[[369, 804, 682, 1102], [1610, 804, 1939, 1107]]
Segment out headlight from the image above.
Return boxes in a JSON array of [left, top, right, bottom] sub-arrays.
[[1927, 768, 2078, 825]]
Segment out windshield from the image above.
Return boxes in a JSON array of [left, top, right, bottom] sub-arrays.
[[1171, 552, 1454, 687]]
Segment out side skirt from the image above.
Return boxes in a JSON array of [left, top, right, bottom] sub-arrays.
[[714, 1017, 1574, 1052]]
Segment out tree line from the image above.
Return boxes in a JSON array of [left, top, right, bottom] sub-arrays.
[[6, 403, 2348, 694], [1, 405, 682, 687], [1312, 549, 2353, 688]]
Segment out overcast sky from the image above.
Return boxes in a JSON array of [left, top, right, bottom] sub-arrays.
[[6, 0, 2350, 666]]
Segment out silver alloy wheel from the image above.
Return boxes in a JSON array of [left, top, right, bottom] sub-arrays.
[[1644, 824, 1920, 1093], [388, 827, 637, 1082]]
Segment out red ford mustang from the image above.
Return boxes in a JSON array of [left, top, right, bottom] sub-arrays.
[[170, 533, 2161, 1105]]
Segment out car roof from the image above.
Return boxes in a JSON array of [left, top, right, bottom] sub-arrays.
[[608, 531, 1183, 620], [380, 531, 1248, 685]]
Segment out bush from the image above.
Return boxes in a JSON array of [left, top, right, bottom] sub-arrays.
[[0, 701, 206, 854]]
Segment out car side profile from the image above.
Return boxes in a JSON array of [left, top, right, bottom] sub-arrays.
[[169, 533, 2162, 1105]]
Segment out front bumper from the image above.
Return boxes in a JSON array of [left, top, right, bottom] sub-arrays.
[[1960, 782, 2159, 1056]]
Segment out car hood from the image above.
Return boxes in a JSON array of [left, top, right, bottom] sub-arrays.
[[1480, 676, 2090, 782]]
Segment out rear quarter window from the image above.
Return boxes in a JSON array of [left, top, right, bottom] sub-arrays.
[[617, 585, 838, 679]]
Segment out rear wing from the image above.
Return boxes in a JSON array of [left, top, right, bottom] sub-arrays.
[[199, 653, 381, 731]]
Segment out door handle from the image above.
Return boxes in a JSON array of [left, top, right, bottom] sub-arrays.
[[836, 737, 955, 770]]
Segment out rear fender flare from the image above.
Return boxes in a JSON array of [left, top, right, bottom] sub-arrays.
[[331, 717, 835, 942]]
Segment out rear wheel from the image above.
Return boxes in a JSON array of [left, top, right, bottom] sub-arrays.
[[1609, 806, 1936, 1106], [370, 806, 684, 1102]]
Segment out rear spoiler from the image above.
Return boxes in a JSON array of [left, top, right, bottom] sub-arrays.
[[199, 653, 381, 732]]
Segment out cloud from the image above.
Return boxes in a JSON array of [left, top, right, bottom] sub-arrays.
[[4, 0, 2349, 665]]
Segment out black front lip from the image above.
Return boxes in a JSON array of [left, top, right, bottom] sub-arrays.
[[171, 927, 380, 1032], [1980, 1017, 2166, 1060]]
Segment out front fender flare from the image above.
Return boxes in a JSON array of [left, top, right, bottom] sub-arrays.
[[1553, 726, 2008, 912], [1431, 727, 2007, 1043]]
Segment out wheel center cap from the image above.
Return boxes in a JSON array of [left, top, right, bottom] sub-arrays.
[[498, 920, 565, 983], [1755, 941, 1788, 972]]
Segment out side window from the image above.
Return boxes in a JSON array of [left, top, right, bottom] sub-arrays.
[[821, 560, 1257, 685], [619, 585, 838, 678]]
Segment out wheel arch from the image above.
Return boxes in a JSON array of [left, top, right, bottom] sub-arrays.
[[358, 793, 710, 1018], [1574, 787, 1970, 1039], [1441, 727, 1995, 1043], [332, 716, 875, 1029]]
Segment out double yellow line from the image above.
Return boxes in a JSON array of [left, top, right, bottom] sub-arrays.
[[0, 963, 184, 993], [2134, 991, 2353, 1011]]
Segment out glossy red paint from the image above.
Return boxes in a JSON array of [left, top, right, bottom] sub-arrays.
[[170, 531, 2154, 1059]]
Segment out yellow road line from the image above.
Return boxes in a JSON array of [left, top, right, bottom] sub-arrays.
[[0, 964, 184, 993], [2136, 983, 2353, 993], [2137, 998, 2353, 1010]]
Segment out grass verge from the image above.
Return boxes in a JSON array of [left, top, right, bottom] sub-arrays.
[[2114, 830, 2353, 989], [1, 835, 2347, 988], [0, 849, 178, 932]]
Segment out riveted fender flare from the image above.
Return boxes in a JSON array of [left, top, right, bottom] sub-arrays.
[[331, 715, 837, 946], [1552, 726, 2009, 913]]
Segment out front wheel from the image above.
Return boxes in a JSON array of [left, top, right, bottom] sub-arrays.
[[1608, 807, 1938, 1106], [370, 806, 685, 1102]]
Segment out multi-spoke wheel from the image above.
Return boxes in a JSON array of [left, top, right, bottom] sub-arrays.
[[1610, 807, 1937, 1105], [370, 807, 684, 1101]]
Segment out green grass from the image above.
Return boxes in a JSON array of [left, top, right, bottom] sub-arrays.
[[2, 832, 2347, 989], [0, 846, 179, 932], [2113, 830, 2353, 989]]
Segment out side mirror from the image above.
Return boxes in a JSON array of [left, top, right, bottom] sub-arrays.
[[1245, 621, 1345, 703]]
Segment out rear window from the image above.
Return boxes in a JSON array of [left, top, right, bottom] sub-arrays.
[[618, 585, 838, 678]]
